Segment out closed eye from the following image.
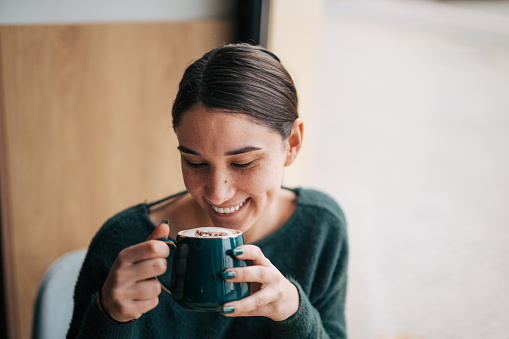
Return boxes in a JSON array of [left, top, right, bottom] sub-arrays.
[[231, 161, 255, 169], [184, 159, 207, 169]]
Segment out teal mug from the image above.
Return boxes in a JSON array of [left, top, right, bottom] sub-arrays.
[[157, 227, 250, 312]]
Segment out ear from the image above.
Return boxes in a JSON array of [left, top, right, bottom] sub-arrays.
[[285, 118, 304, 166]]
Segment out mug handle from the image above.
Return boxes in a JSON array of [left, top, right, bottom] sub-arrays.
[[155, 238, 177, 294]]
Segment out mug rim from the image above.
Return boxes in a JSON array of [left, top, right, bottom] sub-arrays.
[[177, 226, 243, 239]]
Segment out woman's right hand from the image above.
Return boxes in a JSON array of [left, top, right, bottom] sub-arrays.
[[97, 220, 170, 322]]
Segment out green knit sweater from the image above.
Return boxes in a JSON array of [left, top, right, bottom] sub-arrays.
[[67, 188, 348, 338]]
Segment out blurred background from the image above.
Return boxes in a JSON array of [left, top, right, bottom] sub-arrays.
[[1, 0, 508, 338], [312, 1, 509, 339]]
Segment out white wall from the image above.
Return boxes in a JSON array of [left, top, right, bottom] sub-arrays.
[[313, 0, 509, 338], [0, 0, 233, 24], [268, 0, 324, 187]]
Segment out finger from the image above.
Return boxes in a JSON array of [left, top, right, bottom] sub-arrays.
[[147, 219, 170, 241], [110, 278, 162, 302], [232, 245, 272, 267], [129, 257, 167, 282], [117, 240, 169, 266], [223, 303, 275, 318], [223, 288, 278, 316], [224, 266, 275, 285], [131, 279, 163, 301]]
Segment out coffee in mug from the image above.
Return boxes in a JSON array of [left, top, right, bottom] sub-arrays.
[[179, 227, 239, 238], [157, 227, 250, 312]]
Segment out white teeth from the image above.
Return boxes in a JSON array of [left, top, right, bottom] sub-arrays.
[[211, 200, 246, 214]]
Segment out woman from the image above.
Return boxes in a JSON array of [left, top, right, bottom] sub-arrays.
[[67, 43, 348, 338]]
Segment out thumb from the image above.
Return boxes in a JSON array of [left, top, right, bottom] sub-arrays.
[[147, 219, 170, 241]]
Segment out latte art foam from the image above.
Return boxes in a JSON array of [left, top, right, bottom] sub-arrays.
[[178, 227, 241, 238]]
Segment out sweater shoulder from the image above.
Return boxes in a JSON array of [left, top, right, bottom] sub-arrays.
[[103, 203, 151, 229], [99, 203, 150, 233], [294, 188, 346, 227], [89, 203, 154, 259], [95, 191, 186, 240]]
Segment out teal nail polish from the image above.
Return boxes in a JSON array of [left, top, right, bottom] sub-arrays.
[[161, 219, 169, 225], [221, 271, 236, 280], [232, 248, 244, 256], [221, 306, 235, 314]]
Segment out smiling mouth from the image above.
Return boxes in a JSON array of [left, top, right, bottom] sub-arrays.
[[210, 199, 248, 214]]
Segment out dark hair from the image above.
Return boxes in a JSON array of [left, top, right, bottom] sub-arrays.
[[171, 43, 298, 139]]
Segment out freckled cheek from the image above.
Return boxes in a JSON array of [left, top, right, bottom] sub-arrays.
[[181, 169, 203, 194], [239, 178, 261, 193], [236, 167, 283, 194]]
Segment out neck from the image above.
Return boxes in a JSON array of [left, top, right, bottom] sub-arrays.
[[243, 188, 296, 243]]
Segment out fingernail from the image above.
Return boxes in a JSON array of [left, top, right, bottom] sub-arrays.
[[161, 219, 169, 225], [221, 271, 236, 280], [221, 306, 235, 314], [232, 248, 244, 256]]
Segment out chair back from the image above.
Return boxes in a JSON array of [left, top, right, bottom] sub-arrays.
[[32, 248, 87, 339]]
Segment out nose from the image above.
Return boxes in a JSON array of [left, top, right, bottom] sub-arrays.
[[205, 168, 235, 205]]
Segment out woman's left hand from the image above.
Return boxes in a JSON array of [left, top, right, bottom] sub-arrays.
[[221, 245, 299, 321]]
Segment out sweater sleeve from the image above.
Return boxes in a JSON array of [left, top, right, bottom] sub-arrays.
[[72, 291, 136, 338], [270, 200, 349, 339], [271, 252, 348, 338], [66, 216, 144, 339]]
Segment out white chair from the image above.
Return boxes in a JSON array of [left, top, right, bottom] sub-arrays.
[[32, 248, 87, 339]]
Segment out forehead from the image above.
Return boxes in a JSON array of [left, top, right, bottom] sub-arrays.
[[176, 106, 283, 155]]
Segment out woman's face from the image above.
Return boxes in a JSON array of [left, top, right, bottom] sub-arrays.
[[175, 105, 290, 234]]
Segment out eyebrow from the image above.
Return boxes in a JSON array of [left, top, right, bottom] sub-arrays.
[[177, 146, 200, 155], [177, 145, 262, 156]]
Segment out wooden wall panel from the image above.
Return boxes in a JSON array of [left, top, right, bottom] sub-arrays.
[[0, 20, 233, 339]]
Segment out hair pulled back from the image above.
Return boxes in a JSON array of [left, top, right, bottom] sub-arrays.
[[171, 43, 298, 139]]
